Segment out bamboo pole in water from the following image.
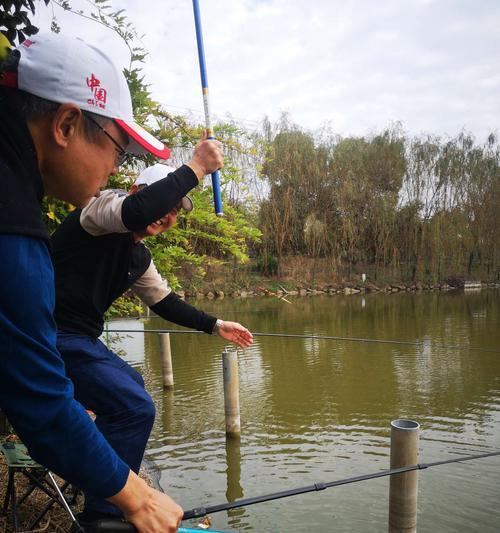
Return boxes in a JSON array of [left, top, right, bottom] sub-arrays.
[[159, 333, 174, 389], [388, 419, 420, 533], [223, 349, 241, 435]]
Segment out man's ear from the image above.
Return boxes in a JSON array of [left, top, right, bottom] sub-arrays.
[[51, 103, 83, 148], [129, 184, 139, 195]]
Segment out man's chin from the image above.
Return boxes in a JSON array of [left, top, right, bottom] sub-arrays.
[[75, 190, 100, 209], [146, 225, 161, 235]]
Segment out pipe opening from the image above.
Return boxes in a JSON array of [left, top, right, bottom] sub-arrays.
[[391, 419, 420, 430]]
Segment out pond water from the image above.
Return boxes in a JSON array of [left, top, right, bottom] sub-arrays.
[[105, 289, 500, 532]]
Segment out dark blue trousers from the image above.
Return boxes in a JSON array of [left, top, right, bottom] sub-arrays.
[[57, 332, 156, 517]]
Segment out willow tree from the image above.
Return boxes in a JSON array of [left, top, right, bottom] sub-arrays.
[[260, 120, 406, 279], [327, 127, 406, 275], [400, 132, 500, 282], [461, 134, 500, 276], [259, 116, 330, 274]]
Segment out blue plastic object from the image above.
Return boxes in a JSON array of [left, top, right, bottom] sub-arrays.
[[177, 527, 228, 533]]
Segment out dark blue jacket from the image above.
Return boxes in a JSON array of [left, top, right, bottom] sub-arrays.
[[0, 89, 129, 498]]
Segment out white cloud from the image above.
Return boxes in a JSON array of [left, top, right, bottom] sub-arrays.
[[32, 0, 499, 140]]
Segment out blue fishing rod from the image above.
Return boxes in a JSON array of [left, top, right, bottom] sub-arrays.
[[192, 0, 223, 216]]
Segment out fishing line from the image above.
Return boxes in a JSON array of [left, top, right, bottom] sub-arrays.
[[182, 450, 500, 520], [104, 329, 500, 353]]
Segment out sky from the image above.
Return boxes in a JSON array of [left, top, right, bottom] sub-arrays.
[[33, 0, 500, 140]]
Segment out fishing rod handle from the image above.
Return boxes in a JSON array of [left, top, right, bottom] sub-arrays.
[[210, 168, 223, 216], [79, 518, 227, 533], [205, 134, 223, 216], [82, 519, 136, 532]]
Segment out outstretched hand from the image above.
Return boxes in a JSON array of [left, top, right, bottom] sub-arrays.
[[217, 321, 253, 349]]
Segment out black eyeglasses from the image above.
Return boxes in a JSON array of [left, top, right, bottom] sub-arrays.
[[84, 114, 130, 167]]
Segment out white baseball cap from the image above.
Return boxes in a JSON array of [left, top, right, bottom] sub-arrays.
[[1, 33, 170, 159], [135, 164, 193, 212]]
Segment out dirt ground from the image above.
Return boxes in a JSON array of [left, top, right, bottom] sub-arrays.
[[0, 437, 80, 532]]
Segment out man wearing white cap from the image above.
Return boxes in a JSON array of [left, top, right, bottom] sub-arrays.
[[51, 162, 253, 524], [0, 33, 222, 532]]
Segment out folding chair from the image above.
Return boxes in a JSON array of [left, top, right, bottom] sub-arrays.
[[1, 441, 77, 531]]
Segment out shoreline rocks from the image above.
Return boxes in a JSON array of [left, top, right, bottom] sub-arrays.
[[182, 281, 500, 299]]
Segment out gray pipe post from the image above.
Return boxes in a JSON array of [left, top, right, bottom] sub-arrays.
[[388, 419, 420, 533], [159, 333, 174, 389], [222, 348, 241, 436]]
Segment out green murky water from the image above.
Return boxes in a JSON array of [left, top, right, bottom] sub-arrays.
[[106, 289, 500, 532]]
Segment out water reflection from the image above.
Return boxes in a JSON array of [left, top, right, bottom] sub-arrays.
[[102, 318, 144, 364], [105, 290, 500, 532], [225, 436, 246, 530]]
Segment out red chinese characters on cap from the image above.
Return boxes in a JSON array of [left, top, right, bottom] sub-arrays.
[[86, 73, 100, 90], [86, 73, 107, 110]]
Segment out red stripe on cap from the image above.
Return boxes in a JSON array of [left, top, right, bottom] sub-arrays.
[[115, 119, 170, 159], [0, 71, 18, 88]]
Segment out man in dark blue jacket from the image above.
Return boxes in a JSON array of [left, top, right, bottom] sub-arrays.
[[0, 33, 222, 532]]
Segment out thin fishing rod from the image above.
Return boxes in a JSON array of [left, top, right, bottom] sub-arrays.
[[192, 0, 223, 216], [104, 329, 500, 353], [182, 450, 500, 520]]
